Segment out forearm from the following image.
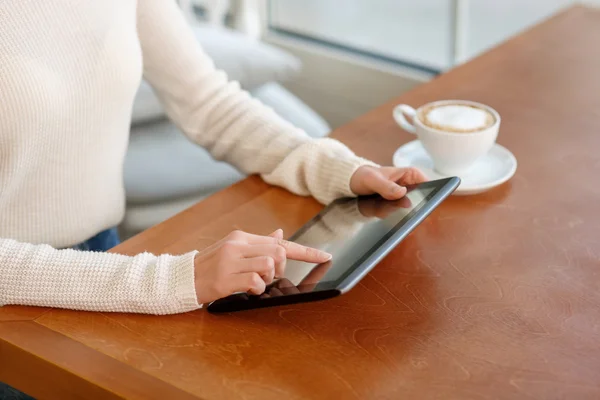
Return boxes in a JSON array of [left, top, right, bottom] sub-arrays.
[[137, 0, 376, 204], [0, 239, 199, 315]]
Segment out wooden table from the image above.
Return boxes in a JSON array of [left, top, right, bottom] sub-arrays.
[[2, 6, 600, 400]]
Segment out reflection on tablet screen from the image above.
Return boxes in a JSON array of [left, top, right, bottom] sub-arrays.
[[279, 186, 435, 289]]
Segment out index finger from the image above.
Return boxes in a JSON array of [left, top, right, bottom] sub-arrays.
[[242, 233, 332, 263]]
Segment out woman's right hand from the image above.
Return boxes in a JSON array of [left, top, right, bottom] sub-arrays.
[[193, 229, 332, 304]]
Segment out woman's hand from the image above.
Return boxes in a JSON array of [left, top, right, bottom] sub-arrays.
[[350, 166, 428, 200], [193, 229, 332, 304]]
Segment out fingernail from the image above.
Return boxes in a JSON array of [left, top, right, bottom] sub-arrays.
[[392, 185, 404, 193], [271, 229, 283, 238], [322, 252, 333, 261]]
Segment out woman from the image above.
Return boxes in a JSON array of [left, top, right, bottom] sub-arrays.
[[0, 0, 426, 314], [1, 1, 426, 397]]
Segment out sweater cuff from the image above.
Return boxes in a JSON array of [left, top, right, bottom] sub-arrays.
[[327, 153, 380, 200], [172, 250, 202, 311]]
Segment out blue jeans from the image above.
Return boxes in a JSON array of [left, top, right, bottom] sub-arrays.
[[70, 227, 120, 252], [0, 228, 120, 400]]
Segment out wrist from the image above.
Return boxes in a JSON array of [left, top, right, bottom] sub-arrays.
[[334, 157, 380, 199]]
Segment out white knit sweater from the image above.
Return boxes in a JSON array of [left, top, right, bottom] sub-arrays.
[[0, 0, 373, 314]]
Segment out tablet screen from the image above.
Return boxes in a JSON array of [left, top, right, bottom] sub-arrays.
[[259, 181, 441, 298]]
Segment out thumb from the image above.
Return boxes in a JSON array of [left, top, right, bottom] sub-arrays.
[[268, 229, 284, 239], [370, 171, 407, 200]]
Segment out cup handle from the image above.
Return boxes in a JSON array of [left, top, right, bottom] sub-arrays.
[[393, 104, 417, 134]]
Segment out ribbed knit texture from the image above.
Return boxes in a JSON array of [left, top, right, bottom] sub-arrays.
[[0, 0, 375, 314]]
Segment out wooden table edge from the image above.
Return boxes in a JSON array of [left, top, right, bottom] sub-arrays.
[[0, 321, 199, 400]]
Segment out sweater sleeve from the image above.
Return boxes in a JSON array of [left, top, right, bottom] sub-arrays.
[[0, 239, 200, 315], [136, 0, 377, 205]]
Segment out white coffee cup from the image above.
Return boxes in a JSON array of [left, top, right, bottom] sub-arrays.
[[393, 100, 500, 176]]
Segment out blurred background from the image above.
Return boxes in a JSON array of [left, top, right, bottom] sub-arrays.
[[266, 0, 600, 127], [122, 0, 598, 237]]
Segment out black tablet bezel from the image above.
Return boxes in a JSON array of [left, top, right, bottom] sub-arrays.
[[207, 177, 460, 313]]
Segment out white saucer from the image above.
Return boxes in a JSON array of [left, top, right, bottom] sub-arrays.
[[392, 140, 517, 195]]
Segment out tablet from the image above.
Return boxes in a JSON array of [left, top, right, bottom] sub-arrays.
[[207, 177, 460, 313]]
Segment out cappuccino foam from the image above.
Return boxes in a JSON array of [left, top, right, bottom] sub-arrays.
[[420, 104, 495, 133]]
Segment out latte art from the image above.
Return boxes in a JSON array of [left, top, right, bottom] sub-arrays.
[[419, 104, 495, 133]]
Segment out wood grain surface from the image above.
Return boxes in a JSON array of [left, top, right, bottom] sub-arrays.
[[2, 6, 600, 400]]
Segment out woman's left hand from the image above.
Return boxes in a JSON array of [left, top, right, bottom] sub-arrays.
[[350, 166, 428, 200]]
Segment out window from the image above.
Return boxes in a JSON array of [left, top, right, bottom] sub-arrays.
[[269, 0, 451, 73], [268, 0, 589, 73]]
